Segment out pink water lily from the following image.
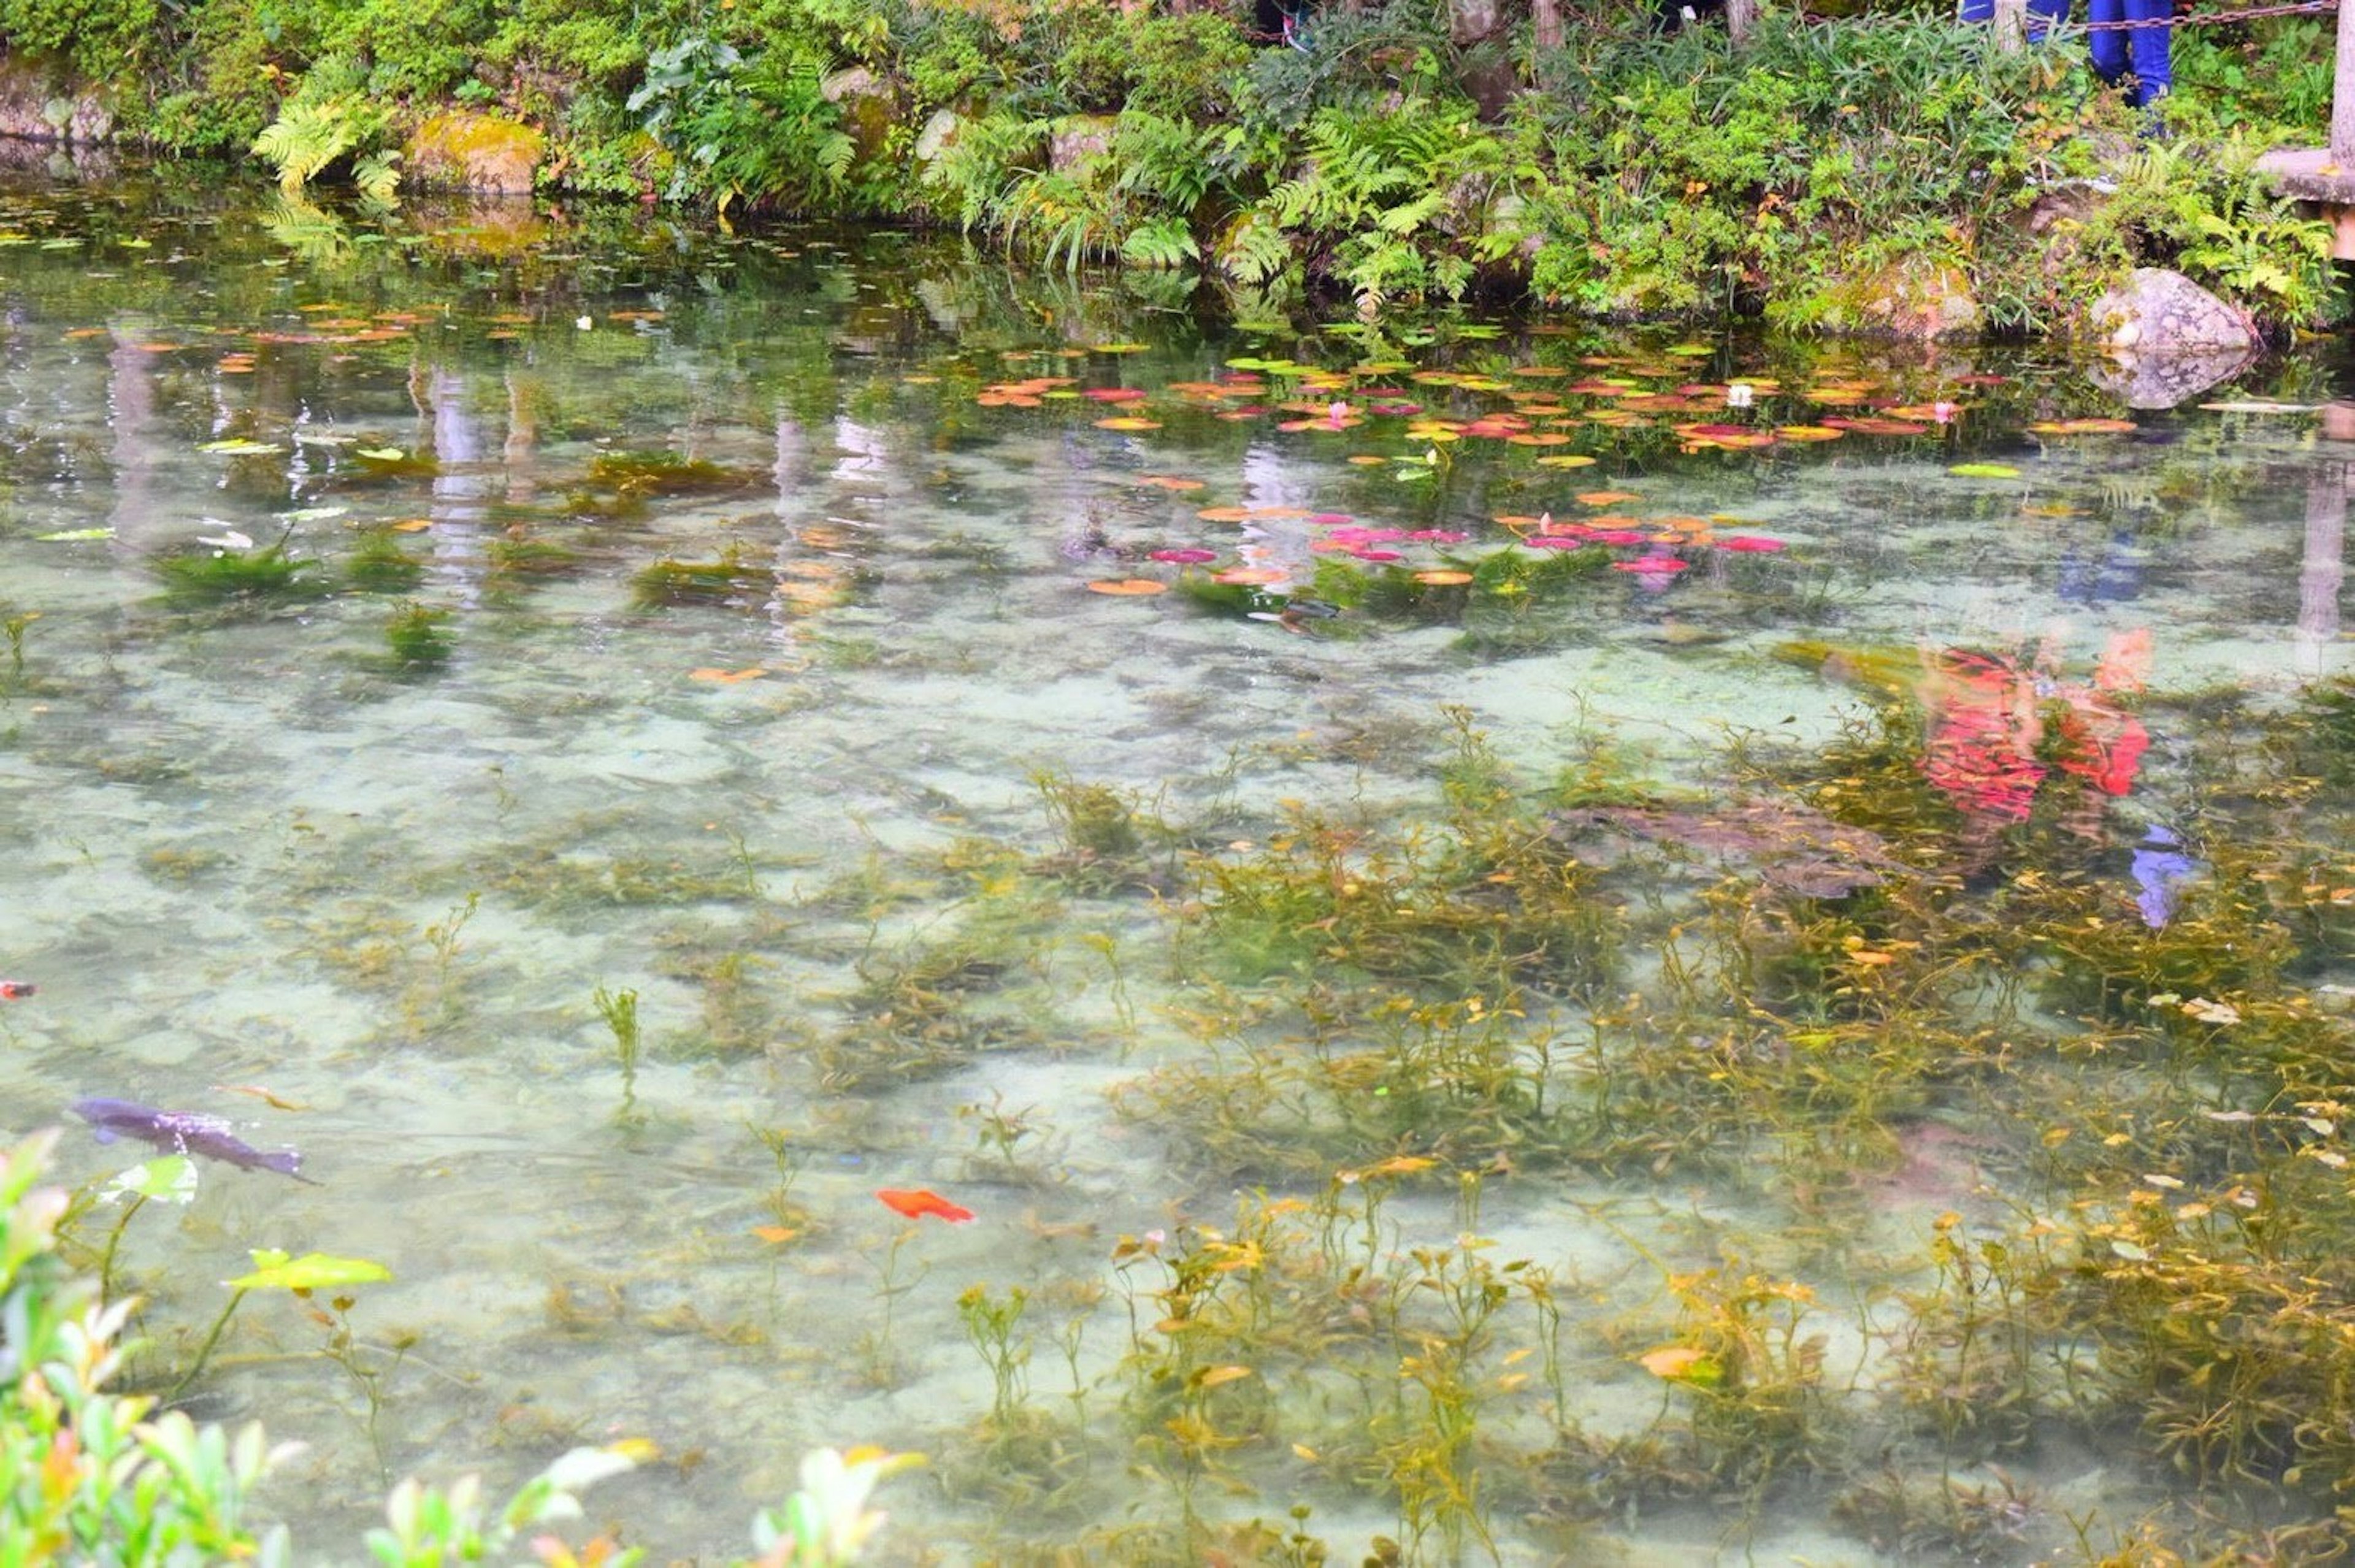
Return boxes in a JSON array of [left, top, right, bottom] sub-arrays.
[[1614, 556, 1689, 575], [1715, 536, 1786, 553], [1149, 548, 1218, 564]]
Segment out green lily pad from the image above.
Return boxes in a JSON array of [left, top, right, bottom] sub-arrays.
[[199, 439, 281, 456], [1948, 462, 2021, 478], [36, 527, 113, 541]]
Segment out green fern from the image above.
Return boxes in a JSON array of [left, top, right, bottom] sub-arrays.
[[1217, 212, 1293, 286], [1121, 217, 1200, 270], [252, 99, 379, 197], [351, 150, 402, 207]]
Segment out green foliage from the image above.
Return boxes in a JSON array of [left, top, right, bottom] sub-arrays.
[[0, 0, 159, 81], [13, 0, 2351, 325], [1262, 98, 1526, 308], [628, 34, 856, 212], [251, 94, 393, 196], [2102, 142, 2342, 327]]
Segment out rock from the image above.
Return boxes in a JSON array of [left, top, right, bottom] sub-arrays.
[[1817, 256, 1982, 341], [405, 111, 545, 196], [2089, 344, 2259, 410], [821, 67, 899, 167], [0, 55, 112, 144], [2089, 267, 2259, 356], [913, 108, 962, 166], [1049, 115, 1117, 174]]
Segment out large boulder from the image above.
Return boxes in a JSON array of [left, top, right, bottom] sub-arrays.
[[1049, 115, 1117, 174], [1813, 256, 1982, 341], [2088, 266, 2260, 355], [821, 67, 899, 167], [0, 55, 112, 144], [405, 112, 545, 196]]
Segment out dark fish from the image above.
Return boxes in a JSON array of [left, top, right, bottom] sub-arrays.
[[71, 1096, 318, 1185]]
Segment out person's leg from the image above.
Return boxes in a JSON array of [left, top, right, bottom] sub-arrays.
[[2024, 0, 2069, 41], [2087, 0, 2129, 85], [2125, 0, 2171, 106]]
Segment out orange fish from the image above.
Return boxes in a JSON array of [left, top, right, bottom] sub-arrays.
[[875, 1188, 976, 1224], [0, 981, 34, 1000]]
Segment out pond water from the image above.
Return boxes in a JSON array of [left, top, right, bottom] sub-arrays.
[[3, 166, 2353, 1566]]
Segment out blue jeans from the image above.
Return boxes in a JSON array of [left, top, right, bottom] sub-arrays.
[[1959, 0, 2069, 39], [2088, 0, 2171, 107]]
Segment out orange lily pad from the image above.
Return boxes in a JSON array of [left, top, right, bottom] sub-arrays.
[[1086, 578, 1168, 596], [1414, 570, 1474, 586], [690, 667, 767, 683], [1577, 491, 1644, 507]]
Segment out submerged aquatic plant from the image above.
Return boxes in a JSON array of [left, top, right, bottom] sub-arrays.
[[594, 985, 643, 1120], [156, 538, 317, 602], [383, 602, 454, 673]]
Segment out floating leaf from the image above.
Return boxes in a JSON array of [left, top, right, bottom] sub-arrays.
[[2027, 417, 2136, 435], [1085, 579, 1167, 596], [1414, 570, 1474, 586], [1192, 1365, 1254, 1390], [689, 667, 767, 683], [1576, 491, 1642, 507], [228, 1250, 392, 1291], [1534, 454, 1598, 468], [355, 446, 407, 461], [36, 527, 113, 541], [1947, 462, 2021, 478], [106, 1156, 198, 1206], [1093, 417, 1162, 432], [212, 1084, 311, 1112], [1638, 1345, 1722, 1385], [198, 439, 281, 456]]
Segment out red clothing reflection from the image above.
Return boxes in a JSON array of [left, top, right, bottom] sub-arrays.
[[1919, 631, 2150, 840]]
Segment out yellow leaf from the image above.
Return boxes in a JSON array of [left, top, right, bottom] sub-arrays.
[[1193, 1365, 1254, 1389]]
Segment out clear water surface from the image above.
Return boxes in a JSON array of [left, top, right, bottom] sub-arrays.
[[1, 165, 2350, 1565]]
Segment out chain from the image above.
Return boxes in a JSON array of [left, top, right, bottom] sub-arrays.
[[2077, 0, 2334, 28]]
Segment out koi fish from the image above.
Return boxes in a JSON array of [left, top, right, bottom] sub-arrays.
[[0, 981, 34, 1000], [71, 1097, 319, 1185], [875, 1188, 975, 1223]]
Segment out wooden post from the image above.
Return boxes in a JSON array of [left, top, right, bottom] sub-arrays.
[[1532, 0, 1564, 52], [2335, 0, 2355, 166], [1727, 0, 1758, 43], [1994, 0, 2026, 52]]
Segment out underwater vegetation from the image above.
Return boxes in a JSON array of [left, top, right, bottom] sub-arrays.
[[155, 539, 318, 602]]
